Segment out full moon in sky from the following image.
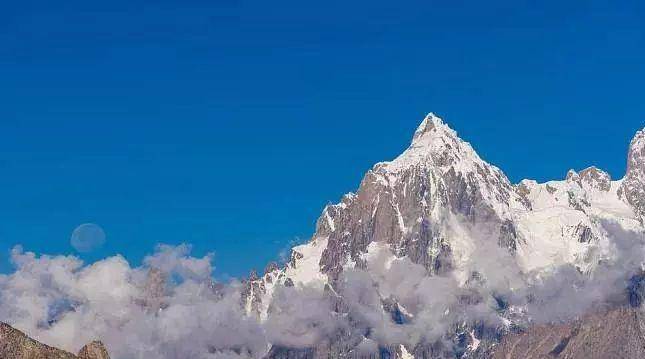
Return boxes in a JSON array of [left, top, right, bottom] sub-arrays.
[[70, 223, 106, 253]]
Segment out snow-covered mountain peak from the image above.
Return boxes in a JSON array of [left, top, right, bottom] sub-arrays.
[[619, 127, 645, 218], [626, 127, 645, 175], [243, 113, 645, 339], [408, 113, 462, 152], [631, 127, 645, 147], [410, 113, 452, 144], [379, 113, 497, 180], [566, 169, 579, 182], [578, 166, 612, 192], [566, 167, 612, 192]]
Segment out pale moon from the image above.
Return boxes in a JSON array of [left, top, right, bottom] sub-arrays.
[[70, 223, 106, 253]]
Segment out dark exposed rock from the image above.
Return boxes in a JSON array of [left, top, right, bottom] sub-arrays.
[[290, 250, 304, 268], [566, 190, 588, 212], [627, 272, 645, 308], [250, 116, 645, 359], [579, 166, 611, 192], [266, 346, 315, 359], [249, 269, 260, 281], [545, 184, 557, 194], [381, 297, 412, 325], [620, 129, 645, 220], [265, 262, 280, 275], [0, 322, 76, 359], [318, 115, 517, 278], [0, 322, 110, 359], [574, 224, 596, 243], [77, 342, 110, 359], [514, 181, 533, 210], [498, 220, 519, 253], [491, 307, 645, 359], [135, 267, 168, 312], [566, 169, 579, 183], [241, 275, 266, 316]]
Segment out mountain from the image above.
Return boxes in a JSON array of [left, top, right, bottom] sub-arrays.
[[241, 113, 645, 358], [0, 322, 110, 359], [3, 113, 643, 359], [491, 307, 645, 358]]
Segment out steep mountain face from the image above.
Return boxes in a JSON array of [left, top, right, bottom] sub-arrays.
[[77, 342, 111, 359], [242, 113, 645, 358], [620, 128, 645, 219], [315, 115, 519, 278], [245, 114, 642, 310], [0, 322, 110, 359], [3, 114, 642, 359], [491, 307, 645, 359], [245, 115, 522, 313]]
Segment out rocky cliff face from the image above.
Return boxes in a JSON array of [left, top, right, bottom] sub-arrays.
[[77, 342, 110, 359], [620, 128, 645, 220], [491, 307, 645, 359], [242, 113, 645, 358], [5, 113, 641, 359], [0, 322, 110, 359], [245, 114, 643, 313], [315, 115, 519, 278]]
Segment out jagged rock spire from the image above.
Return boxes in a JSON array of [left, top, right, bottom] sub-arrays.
[[77, 341, 110, 359], [579, 166, 611, 192], [0, 321, 110, 359], [620, 127, 645, 217], [567, 167, 611, 192], [314, 113, 518, 276], [411, 113, 450, 144]]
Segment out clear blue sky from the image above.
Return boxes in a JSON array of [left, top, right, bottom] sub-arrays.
[[1, 0, 644, 277]]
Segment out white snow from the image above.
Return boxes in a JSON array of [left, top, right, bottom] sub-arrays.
[[361, 241, 396, 270], [284, 236, 329, 289], [375, 113, 514, 222], [253, 237, 330, 320], [512, 177, 641, 273], [394, 202, 405, 233], [399, 345, 414, 359], [250, 113, 645, 342], [467, 330, 480, 352], [397, 303, 414, 318], [324, 209, 336, 232]]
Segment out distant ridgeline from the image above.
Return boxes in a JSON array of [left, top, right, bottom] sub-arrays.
[[0, 322, 110, 359], [4, 114, 645, 359]]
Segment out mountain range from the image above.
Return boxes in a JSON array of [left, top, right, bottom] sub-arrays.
[[242, 114, 645, 358], [0, 321, 109, 359], [2, 113, 645, 359]]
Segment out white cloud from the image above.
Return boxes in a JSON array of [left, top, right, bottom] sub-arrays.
[[2, 219, 644, 358]]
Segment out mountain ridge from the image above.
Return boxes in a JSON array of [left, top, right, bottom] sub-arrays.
[[0, 322, 110, 359], [242, 113, 645, 358], [2, 113, 644, 359]]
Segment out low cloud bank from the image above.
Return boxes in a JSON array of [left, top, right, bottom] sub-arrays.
[[1, 219, 644, 358], [0, 244, 265, 359]]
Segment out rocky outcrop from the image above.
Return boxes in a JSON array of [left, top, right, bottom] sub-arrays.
[[317, 114, 519, 277], [620, 128, 645, 219], [0, 322, 110, 359], [578, 166, 611, 192], [77, 342, 110, 359], [4, 114, 645, 359], [248, 114, 645, 358], [491, 307, 645, 359], [0, 322, 76, 359]]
